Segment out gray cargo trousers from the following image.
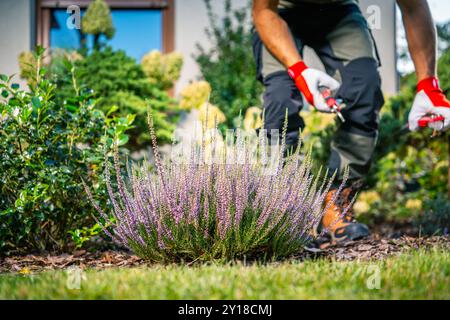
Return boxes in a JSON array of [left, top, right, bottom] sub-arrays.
[[252, 3, 385, 183]]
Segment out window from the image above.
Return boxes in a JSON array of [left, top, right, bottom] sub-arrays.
[[49, 9, 163, 60], [37, 0, 174, 60]]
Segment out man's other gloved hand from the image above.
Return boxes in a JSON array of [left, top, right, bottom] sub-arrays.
[[288, 61, 340, 113], [408, 76, 450, 131]]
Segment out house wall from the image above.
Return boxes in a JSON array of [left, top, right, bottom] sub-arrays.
[[174, 0, 249, 94], [0, 0, 34, 88], [357, 0, 398, 94], [174, 0, 398, 96]]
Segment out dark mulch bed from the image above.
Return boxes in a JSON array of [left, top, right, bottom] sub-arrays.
[[0, 249, 144, 274], [1, 236, 449, 274], [302, 235, 450, 261]]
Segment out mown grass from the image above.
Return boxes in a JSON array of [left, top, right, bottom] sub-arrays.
[[0, 248, 448, 300]]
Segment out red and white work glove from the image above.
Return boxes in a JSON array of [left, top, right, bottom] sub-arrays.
[[408, 76, 450, 131], [287, 61, 340, 113]]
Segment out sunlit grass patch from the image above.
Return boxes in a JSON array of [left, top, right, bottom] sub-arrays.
[[1, 248, 448, 300]]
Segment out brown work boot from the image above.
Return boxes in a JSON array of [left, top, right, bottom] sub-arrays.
[[320, 183, 369, 242]]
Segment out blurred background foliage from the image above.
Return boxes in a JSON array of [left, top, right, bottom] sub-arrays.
[[50, 47, 180, 149], [18, 2, 182, 151], [194, 0, 263, 128], [141, 51, 183, 91]]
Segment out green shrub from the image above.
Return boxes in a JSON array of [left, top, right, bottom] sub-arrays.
[[0, 48, 133, 253], [194, 0, 263, 127], [51, 47, 179, 149], [416, 196, 450, 236], [18, 51, 38, 87], [141, 50, 183, 91]]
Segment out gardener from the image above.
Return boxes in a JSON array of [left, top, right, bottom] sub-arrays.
[[252, 0, 450, 242]]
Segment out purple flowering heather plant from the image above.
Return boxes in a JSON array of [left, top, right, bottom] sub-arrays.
[[85, 113, 346, 262]]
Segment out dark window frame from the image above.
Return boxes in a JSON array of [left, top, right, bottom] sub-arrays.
[[36, 0, 175, 53]]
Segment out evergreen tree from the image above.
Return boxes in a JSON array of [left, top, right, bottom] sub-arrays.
[[82, 0, 115, 48]]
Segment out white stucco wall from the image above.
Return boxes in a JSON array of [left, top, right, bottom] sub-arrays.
[[174, 0, 249, 94], [0, 0, 33, 87], [360, 0, 398, 94], [174, 0, 398, 96]]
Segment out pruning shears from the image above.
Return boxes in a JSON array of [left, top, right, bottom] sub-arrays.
[[318, 86, 346, 123], [418, 114, 445, 137]]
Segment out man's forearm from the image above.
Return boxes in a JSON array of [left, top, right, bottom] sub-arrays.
[[397, 0, 437, 81], [252, 3, 301, 67]]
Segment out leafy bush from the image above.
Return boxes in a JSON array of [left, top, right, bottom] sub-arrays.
[[51, 47, 179, 148], [194, 0, 263, 127], [0, 48, 132, 253], [141, 51, 183, 91], [243, 107, 263, 131], [86, 116, 345, 262], [416, 197, 450, 236], [198, 103, 227, 129], [18, 51, 38, 87], [179, 81, 211, 111]]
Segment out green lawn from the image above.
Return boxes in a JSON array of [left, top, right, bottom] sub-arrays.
[[1, 248, 448, 300]]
